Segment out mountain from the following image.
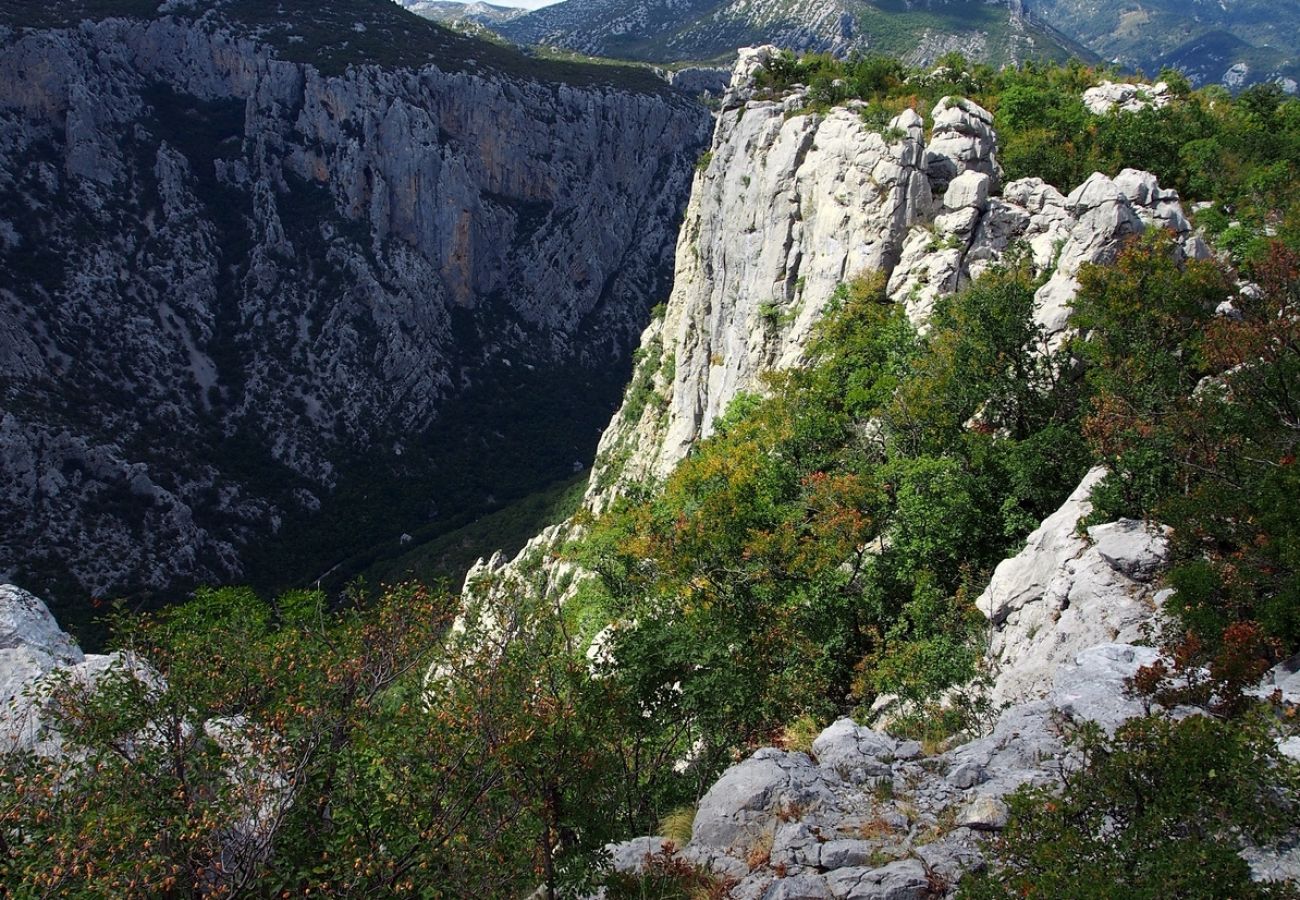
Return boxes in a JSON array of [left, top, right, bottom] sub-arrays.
[[1030, 0, 1300, 90], [487, 0, 1093, 67], [0, 0, 710, 637], [396, 0, 528, 26]]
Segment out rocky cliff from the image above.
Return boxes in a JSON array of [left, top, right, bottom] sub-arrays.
[[454, 52, 1300, 891], [0, 0, 711, 629], [468, 48, 1207, 599]]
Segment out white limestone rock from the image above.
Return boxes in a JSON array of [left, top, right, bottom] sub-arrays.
[[692, 748, 842, 852], [979, 469, 1172, 707], [924, 96, 1000, 193], [1083, 80, 1172, 116], [0, 583, 82, 665]]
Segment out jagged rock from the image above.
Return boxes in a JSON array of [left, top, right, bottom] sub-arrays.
[[692, 748, 841, 852], [0, 584, 82, 665], [823, 859, 929, 900], [956, 796, 1009, 831], [924, 97, 1000, 194], [980, 469, 1170, 707], [1083, 80, 1172, 116], [586, 79, 933, 503]]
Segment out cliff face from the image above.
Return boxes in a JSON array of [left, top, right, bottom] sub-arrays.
[[466, 46, 1205, 643], [0, 3, 711, 620], [579, 48, 1206, 516]]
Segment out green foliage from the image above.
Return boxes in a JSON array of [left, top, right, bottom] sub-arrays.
[[658, 805, 697, 845], [962, 712, 1300, 899], [574, 261, 1089, 775], [1072, 237, 1300, 653]]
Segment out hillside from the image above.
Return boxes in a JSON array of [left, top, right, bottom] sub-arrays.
[[1031, 0, 1300, 90], [0, 47, 1298, 897], [0, 0, 710, 639], [486, 0, 1091, 67]]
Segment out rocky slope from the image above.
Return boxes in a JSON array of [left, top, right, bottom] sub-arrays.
[[453, 50, 1298, 892], [602, 484, 1300, 893], [1030, 0, 1300, 92], [474, 0, 1090, 67], [464, 49, 1207, 606], [0, 0, 711, 631]]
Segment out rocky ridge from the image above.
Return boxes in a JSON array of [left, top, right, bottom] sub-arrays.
[[597, 473, 1300, 896], [465, 56, 1208, 604], [453, 53, 1291, 894], [0, 1, 711, 621]]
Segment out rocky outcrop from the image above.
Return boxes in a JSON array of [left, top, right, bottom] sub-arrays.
[[604, 640, 1183, 897], [0, 6, 710, 607], [465, 52, 1209, 606], [0, 583, 116, 755], [1082, 79, 1173, 115], [978, 468, 1171, 707]]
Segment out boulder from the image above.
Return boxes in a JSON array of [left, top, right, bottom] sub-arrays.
[[1082, 81, 1172, 116], [692, 748, 840, 851], [956, 796, 1008, 831], [824, 859, 929, 900]]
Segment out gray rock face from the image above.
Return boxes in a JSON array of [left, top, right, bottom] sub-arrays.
[[585, 53, 935, 508], [693, 748, 841, 851], [978, 469, 1171, 707], [0, 11, 710, 603]]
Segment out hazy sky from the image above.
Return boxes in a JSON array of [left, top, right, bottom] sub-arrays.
[[494, 0, 562, 7]]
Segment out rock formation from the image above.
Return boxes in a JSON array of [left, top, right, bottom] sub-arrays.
[[598, 469, 1300, 894], [456, 49, 1298, 895], [0, 4, 711, 612]]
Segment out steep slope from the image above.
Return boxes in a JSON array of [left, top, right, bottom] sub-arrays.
[[464, 48, 1204, 607], [1030, 0, 1300, 90], [489, 0, 1090, 67], [0, 0, 711, 634]]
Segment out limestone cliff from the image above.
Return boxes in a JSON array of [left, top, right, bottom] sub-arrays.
[[0, 0, 711, 620], [467, 51, 1205, 599]]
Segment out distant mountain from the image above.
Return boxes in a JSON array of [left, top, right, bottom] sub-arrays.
[[399, 0, 1298, 91], [1028, 0, 1300, 90], [483, 0, 1094, 67], [395, 0, 527, 29]]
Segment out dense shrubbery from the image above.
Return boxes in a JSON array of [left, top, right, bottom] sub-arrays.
[[4, 55, 1300, 897], [572, 258, 1089, 767]]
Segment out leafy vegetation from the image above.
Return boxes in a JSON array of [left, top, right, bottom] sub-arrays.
[[754, 52, 1300, 265], [962, 712, 1300, 900]]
